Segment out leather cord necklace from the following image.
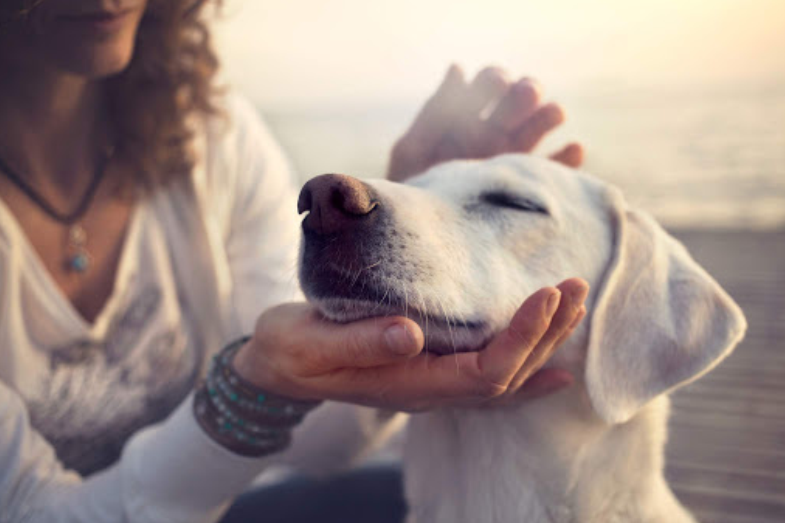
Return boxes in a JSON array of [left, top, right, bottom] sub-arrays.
[[0, 145, 115, 274]]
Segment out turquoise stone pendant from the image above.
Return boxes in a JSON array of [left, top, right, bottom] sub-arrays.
[[69, 252, 90, 273], [66, 225, 91, 274]]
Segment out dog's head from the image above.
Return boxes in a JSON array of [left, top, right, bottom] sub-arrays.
[[297, 154, 746, 424]]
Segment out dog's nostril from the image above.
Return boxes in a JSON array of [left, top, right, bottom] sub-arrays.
[[298, 173, 379, 235], [297, 186, 313, 215], [329, 183, 377, 216], [329, 188, 344, 213]]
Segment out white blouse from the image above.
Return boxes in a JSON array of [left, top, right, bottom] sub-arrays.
[[0, 94, 393, 523]]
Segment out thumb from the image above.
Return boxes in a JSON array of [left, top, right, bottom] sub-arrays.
[[309, 315, 425, 370]]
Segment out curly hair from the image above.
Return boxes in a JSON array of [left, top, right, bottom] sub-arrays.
[[1, 0, 223, 192]]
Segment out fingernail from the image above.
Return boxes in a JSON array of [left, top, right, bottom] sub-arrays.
[[571, 282, 590, 307], [546, 290, 562, 319], [385, 324, 417, 355], [542, 103, 567, 125], [512, 78, 537, 96], [569, 305, 587, 329]]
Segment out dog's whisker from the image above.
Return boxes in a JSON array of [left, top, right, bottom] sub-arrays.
[[435, 296, 460, 373], [411, 291, 427, 356], [414, 288, 430, 354], [350, 268, 364, 289], [384, 282, 395, 319], [364, 260, 383, 271], [434, 296, 454, 347], [386, 286, 394, 309], [372, 286, 391, 313]]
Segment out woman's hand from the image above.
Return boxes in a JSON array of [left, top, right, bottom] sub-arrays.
[[387, 65, 584, 182], [232, 278, 588, 412]]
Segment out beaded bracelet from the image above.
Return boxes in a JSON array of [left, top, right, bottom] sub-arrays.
[[193, 336, 322, 457]]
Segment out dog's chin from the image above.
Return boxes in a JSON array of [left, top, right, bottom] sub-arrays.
[[310, 297, 493, 356]]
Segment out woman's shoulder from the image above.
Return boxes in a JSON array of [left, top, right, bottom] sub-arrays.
[[200, 91, 292, 182], [190, 91, 298, 230]]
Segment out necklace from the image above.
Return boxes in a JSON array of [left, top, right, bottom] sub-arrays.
[[0, 145, 115, 274]]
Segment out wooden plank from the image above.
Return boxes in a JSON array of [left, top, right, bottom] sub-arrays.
[[665, 445, 785, 472], [670, 483, 785, 519], [688, 510, 785, 523], [667, 464, 785, 498], [664, 229, 785, 521]]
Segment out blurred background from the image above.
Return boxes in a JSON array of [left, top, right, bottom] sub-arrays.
[[214, 0, 785, 229], [215, 1, 785, 521]]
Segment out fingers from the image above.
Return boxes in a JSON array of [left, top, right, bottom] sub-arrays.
[[388, 65, 467, 181], [473, 286, 563, 391], [243, 277, 587, 411], [388, 65, 580, 182], [405, 64, 466, 151], [504, 279, 588, 392], [321, 287, 563, 408], [409, 279, 587, 405], [304, 315, 425, 373], [525, 279, 588, 356], [553, 304, 586, 348], [462, 77, 541, 159], [465, 66, 510, 115], [509, 102, 566, 153], [433, 66, 511, 162], [550, 142, 584, 168], [306, 279, 588, 410], [487, 78, 542, 132]]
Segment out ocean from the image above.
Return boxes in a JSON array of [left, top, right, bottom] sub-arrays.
[[260, 81, 785, 230]]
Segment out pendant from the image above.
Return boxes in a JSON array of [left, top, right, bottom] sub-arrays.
[[66, 225, 91, 273]]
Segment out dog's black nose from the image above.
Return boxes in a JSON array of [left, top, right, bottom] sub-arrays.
[[298, 174, 379, 235]]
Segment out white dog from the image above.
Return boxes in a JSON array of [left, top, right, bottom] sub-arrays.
[[297, 154, 746, 523]]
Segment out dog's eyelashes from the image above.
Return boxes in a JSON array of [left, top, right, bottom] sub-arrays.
[[480, 191, 549, 215]]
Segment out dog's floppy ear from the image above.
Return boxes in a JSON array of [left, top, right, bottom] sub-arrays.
[[585, 189, 747, 424]]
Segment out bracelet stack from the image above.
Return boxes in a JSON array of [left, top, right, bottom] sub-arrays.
[[193, 337, 322, 457]]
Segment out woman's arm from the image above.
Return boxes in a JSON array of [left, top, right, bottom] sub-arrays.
[[209, 94, 408, 474], [0, 380, 277, 523]]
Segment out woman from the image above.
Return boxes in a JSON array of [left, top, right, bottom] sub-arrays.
[[0, 1, 588, 521]]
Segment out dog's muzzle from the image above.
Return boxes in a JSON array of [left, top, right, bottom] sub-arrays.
[[297, 174, 490, 353], [298, 173, 391, 303]]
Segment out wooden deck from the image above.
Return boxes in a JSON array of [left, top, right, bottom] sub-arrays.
[[666, 228, 785, 523]]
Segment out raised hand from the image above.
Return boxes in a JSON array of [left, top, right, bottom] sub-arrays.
[[388, 65, 584, 182]]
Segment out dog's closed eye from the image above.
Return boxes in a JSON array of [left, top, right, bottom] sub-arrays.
[[480, 191, 549, 215]]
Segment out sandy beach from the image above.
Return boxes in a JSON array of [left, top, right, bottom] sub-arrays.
[[666, 228, 785, 523]]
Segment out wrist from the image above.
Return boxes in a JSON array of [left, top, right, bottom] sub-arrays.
[[194, 337, 322, 457], [231, 334, 323, 402], [230, 337, 264, 385]]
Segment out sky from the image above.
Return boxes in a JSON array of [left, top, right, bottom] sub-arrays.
[[213, 0, 785, 107]]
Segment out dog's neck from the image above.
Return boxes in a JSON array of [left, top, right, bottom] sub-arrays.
[[403, 391, 694, 523]]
